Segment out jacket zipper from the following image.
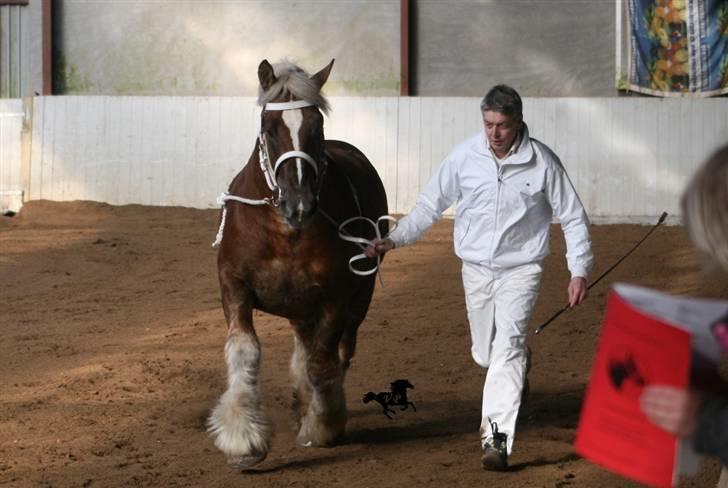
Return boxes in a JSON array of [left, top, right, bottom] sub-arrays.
[[489, 164, 504, 268]]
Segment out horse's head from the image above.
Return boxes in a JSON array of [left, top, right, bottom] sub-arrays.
[[391, 379, 414, 391], [362, 392, 376, 403], [257, 59, 334, 230]]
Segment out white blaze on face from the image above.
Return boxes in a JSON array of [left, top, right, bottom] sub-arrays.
[[282, 109, 304, 185]]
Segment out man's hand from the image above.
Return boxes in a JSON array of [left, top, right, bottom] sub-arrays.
[[568, 276, 587, 307], [640, 385, 702, 437], [364, 237, 395, 258]]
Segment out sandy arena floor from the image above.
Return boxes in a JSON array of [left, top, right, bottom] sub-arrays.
[[1, 201, 727, 487]]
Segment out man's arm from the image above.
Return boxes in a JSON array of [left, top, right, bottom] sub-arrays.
[[546, 158, 594, 306], [366, 156, 461, 257]]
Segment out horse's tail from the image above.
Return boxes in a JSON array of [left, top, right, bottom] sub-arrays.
[[362, 392, 376, 403]]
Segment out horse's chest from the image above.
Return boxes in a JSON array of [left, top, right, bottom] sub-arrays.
[[251, 258, 332, 312]]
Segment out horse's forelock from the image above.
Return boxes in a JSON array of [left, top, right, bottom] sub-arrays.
[[257, 61, 330, 114]]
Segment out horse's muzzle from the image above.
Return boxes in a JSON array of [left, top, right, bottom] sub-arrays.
[[281, 198, 318, 229]]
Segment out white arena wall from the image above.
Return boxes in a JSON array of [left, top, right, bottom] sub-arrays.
[[0, 98, 26, 214], [2, 96, 727, 223]]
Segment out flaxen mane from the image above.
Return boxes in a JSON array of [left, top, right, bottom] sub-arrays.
[[257, 61, 330, 114]]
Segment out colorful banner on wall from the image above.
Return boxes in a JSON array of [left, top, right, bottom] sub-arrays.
[[628, 0, 728, 96]]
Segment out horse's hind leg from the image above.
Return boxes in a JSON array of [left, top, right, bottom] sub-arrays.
[[338, 326, 357, 373], [208, 280, 270, 469], [293, 315, 347, 447]]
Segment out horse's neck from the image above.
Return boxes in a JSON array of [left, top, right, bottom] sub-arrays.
[[234, 151, 270, 198], [315, 157, 357, 223]]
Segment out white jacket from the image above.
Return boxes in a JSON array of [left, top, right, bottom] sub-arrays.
[[389, 125, 593, 278]]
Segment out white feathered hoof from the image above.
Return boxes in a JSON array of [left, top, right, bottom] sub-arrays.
[[295, 410, 346, 447], [207, 393, 271, 470]]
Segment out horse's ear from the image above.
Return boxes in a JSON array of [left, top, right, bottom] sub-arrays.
[[311, 59, 335, 88], [258, 60, 277, 92]]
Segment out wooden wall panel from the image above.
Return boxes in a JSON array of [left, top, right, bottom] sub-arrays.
[[0, 98, 24, 212], [17, 96, 728, 223]]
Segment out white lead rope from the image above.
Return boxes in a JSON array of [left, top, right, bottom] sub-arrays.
[[337, 215, 398, 286], [213, 194, 397, 285], [212, 192, 273, 248]]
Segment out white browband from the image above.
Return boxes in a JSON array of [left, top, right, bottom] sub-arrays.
[[265, 100, 315, 111]]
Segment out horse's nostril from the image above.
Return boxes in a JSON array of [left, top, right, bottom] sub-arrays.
[[280, 198, 318, 229]]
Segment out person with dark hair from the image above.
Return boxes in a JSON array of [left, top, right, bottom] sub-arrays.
[[640, 144, 728, 486], [366, 84, 593, 470]]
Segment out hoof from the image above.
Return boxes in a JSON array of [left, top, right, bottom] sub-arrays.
[[296, 435, 339, 448], [298, 438, 314, 448], [296, 427, 343, 448], [227, 450, 267, 470]]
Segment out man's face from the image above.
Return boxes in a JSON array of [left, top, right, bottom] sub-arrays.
[[483, 110, 523, 158]]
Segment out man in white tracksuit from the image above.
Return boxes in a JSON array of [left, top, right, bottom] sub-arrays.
[[365, 85, 593, 470]]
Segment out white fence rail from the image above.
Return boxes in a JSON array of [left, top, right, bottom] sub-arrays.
[[0, 98, 25, 214], [16, 96, 728, 222]]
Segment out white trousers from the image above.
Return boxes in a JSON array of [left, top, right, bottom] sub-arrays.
[[461, 260, 543, 455]]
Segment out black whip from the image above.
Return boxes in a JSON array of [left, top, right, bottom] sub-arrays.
[[534, 211, 668, 335]]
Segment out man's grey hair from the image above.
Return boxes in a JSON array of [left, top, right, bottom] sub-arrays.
[[681, 143, 728, 272], [480, 85, 522, 119]]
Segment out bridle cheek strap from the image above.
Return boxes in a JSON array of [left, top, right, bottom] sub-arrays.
[[273, 150, 319, 178]]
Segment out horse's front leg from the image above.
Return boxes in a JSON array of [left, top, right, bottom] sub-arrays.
[[289, 333, 311, 432], [208, 277, 270, 469], [293, 312, 347, 447], [396, 395, 414, 411]]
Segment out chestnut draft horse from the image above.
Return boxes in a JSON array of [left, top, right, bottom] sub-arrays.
[[208, 59, 389, 469]]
